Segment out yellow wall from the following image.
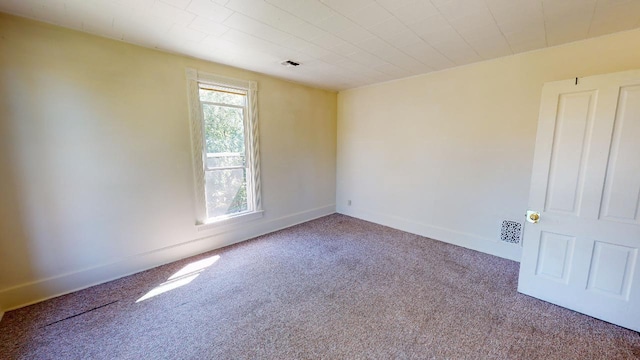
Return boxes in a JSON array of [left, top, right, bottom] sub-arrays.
[[0, 14, 337, 310], [337, 28, 640, 260]]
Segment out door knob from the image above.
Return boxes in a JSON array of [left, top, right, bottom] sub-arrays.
[[526, 210, 540, 224]]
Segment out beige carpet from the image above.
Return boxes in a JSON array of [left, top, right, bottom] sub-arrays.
[[1, 214, 638, 359]]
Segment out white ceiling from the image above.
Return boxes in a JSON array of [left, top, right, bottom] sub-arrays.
[[1, 0, 639, 90]]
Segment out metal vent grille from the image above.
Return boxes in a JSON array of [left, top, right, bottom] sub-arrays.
[[500, 220, 522, 244]]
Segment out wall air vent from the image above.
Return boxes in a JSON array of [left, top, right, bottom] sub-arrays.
[[281, 60, 300, 67], [500, 220, 522, 244]]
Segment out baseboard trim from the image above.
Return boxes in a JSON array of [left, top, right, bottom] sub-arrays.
[[338, 207, 521, 262], [0, 204, 336, 312], [0, 310, 4, 323]]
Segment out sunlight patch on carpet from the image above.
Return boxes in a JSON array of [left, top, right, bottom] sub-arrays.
[[136, 255, 220, 303]]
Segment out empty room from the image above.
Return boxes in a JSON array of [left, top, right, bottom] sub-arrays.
[[1, 0, 639, 358]]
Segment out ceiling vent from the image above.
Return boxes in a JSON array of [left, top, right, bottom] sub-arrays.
[[281, 60, 300, 67]]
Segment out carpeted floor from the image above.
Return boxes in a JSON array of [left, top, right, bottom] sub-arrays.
[[1, 214, 639, 359]]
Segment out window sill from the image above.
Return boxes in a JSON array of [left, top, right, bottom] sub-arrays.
[[196, 210, 264, 232]]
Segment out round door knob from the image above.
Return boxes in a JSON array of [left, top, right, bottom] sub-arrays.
[[530, 213, 539, 221]]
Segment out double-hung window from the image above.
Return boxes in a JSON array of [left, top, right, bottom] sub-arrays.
[[186, 69, 262, 227]]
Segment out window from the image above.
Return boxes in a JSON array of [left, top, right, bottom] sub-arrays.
[[186, 69, 262, 227]]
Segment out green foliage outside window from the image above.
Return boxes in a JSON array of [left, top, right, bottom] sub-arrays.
[[200, 88, 249, 218]]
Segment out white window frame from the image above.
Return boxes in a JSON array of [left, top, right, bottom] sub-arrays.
[[185, 68, 262, 230]]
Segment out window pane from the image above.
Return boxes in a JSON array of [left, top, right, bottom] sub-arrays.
[[205, 169, 248, 218], [199, 88, 245, 106], [202, 104, 245, 154], [206, 154, 245, 168]]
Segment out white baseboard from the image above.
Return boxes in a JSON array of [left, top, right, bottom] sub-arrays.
[[0, 204, 336, 312], [338, 206, 522, 262]]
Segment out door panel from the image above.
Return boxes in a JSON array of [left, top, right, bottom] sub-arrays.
[[518, 70, 640, 332], [545, 91, 596, 215], [536, 232, 575, 283], [600, 85, 640, 224], [586, 241, 637, 300]]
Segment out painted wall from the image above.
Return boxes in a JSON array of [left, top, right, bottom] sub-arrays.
[[336, 29, 640, 261], [0, 14, 337, 311]]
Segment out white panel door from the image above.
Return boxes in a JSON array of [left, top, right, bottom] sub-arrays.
[[518, 70, 640, 332]]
